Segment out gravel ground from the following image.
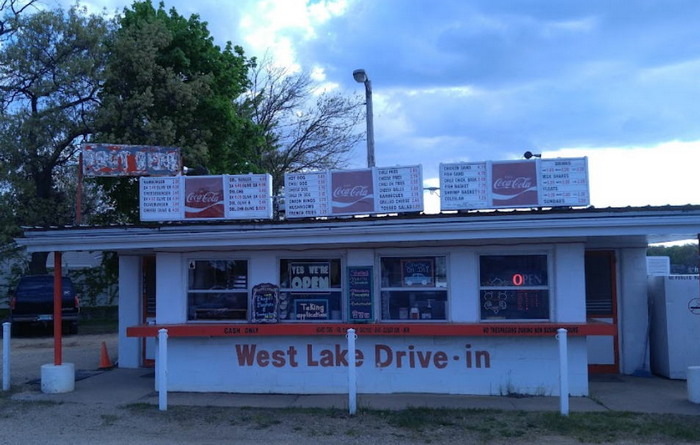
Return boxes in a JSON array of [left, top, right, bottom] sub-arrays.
[[0, 330, 695, 444]]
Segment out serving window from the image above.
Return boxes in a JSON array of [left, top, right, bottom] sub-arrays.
[[187, 260, 248, 321], [380, 256, 448, 320], [279, 259, 342, 321], [479, 254, 549, 320]]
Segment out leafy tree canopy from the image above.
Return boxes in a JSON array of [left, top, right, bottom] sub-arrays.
[[0, 3, 113, 271], [647, 243, 699, 274], [93, 0, 260, 223]]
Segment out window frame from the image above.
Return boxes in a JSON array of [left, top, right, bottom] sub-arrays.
[[478, 253, 551, 321], [379, 254, 449, 321], [186, 258, 250, 323], [278, 257, 344, 322]]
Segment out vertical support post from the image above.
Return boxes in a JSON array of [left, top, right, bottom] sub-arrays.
[[364, 81, 375, 168], [3, 322, 10, 391], [76, 152, 83, 225], [158, 328, 168, 411], [557, 328, 569, 416], [347, 328, 357, 415], [53, 252, 63, 366]]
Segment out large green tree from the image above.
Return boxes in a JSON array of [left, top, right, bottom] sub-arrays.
[[0, 4, 112, 273], [93, 0, 259, 223]]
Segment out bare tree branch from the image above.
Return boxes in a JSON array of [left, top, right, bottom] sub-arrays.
[[0, 0, 37, 37], [244, 56, 365, 194]]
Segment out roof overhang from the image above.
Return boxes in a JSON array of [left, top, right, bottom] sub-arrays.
[[16, 205, 700, 254]]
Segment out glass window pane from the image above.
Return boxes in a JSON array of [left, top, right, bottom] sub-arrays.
[[187, 260, 248, 321], [279, 259, 342, 321], [480, 255, 548, 287], [380, 256, 448, 320], [479, 255, 549, 320]]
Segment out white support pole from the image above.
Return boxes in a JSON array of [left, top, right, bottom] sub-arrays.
[[347, 328, 357, 415], [3, 322, 10, 391], [556, 328, 569, 416], [158, 328, 168, 411]]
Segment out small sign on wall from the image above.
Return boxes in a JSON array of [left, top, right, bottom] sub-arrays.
[[294, 298, 329, 320], [348, 266, 373, 321], [250, 283, 279, 323]]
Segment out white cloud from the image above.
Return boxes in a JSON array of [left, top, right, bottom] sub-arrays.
[[238, 0, 348, 70], [551, 141, 700, 208]]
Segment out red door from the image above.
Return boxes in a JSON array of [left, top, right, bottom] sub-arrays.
[[585, 250, 619, 373]]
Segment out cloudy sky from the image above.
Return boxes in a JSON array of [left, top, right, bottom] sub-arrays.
[[50, 0, 700, 209]]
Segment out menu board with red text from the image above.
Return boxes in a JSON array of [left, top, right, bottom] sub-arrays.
[[140, 174, 273, 221], [439, 157, 589, 211], [285, 166, 423, 218]]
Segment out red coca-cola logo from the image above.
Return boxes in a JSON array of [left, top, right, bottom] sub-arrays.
[[186, 190, 223, 203], [185, 177, 224, 219], [333, 185, 369, 198], [493, 176, 533, 190], [331, 170, 374, 214], [491, 162, 538, 206]]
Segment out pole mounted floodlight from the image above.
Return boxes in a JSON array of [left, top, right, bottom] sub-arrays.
[[353, 68, 375, 168], [523, 151, 542, 159]]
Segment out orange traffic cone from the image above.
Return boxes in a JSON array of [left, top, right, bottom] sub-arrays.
[[99, 341, 114, 369]]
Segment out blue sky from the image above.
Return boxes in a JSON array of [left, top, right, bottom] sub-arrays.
[[51, 0, 700, 209]]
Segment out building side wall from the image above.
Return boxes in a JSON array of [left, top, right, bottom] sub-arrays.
[[618, 247, 650, 374], [118, 255, 141, 368], [140, 242, 591, 395], [164, 336, 589, 396]]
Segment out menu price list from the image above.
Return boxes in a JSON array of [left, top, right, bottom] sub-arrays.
[[140, 177, 182, 221], [539, 158, 589, 206], [439, 162, 489, 210], [226, 174, 273, 219], [376, 165, 423, 213], [285, 171, 330, 218]]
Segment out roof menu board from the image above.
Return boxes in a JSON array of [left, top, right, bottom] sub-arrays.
[[140, 176, 183, 221], [376, 165, 423, 213], [139, 174, 273, 221], [226, 174, 274, 219], [539, 158, 589, 207], [284, 171, 330, 217], [285, 165, 423, 218], [439, 157, 589, 211], [439, 162, 489, 210]]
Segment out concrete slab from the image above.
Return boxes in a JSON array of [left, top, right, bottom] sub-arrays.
[[10, 368, 700, 415]]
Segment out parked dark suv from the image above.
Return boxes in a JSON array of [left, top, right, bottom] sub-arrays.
[[9, 275, 80, 334]]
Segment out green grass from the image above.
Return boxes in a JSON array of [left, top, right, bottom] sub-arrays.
[[122, 404, 700, 443]]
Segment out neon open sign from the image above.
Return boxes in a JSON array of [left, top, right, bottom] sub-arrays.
[[512, 273, 525, 286], [511, 273, 544, 286]]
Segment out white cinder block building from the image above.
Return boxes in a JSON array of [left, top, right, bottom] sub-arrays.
[[17, 205, 700, 396]]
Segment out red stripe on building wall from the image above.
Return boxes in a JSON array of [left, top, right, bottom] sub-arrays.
[[127, 321, 616, 338]]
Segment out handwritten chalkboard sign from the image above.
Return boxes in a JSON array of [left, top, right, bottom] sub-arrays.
[[250, 283, 279, 323], [480, 289, 549, 320], [348, 266, 373, 321]]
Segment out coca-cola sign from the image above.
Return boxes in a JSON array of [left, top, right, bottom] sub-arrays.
[[184, 176, 224, 219], [491, 161, 538, 206], [331, 170, 374, 214]]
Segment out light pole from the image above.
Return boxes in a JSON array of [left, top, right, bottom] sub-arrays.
[[353, 68, 375, 168]]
